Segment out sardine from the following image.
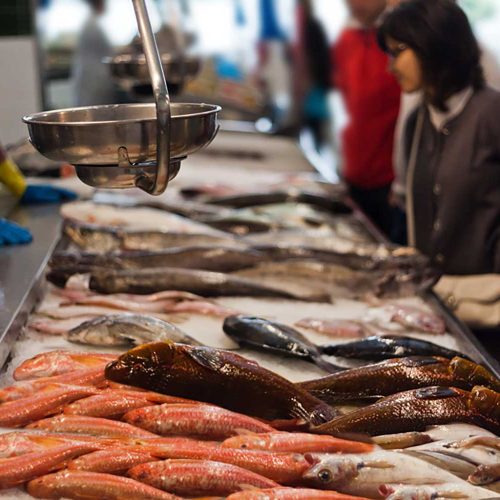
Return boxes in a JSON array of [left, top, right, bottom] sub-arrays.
[[297, 357, 499, 403], [223, 315, 346, 373], [320, 336, 470, 361], [65, 314, 202, 347], [27, 470, 179, 499], [128, 459, 279, 496], [51, 246, 264, 273], [312, 386, 500, 436], [105, 341, 338, 424], [47, 266, 327, 301], [63, 219, 242, 253]]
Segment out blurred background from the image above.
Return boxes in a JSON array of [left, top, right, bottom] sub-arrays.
[[1, 0, 500, 178]]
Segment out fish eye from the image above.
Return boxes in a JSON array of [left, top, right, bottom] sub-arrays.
[[318, 469, 332, 483], [240, 444, 247, 449]]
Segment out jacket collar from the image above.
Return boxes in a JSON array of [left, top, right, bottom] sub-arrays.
[[428, 87, 474, 131]]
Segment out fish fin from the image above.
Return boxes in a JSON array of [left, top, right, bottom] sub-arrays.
[[303, 453, 321, 466], [186, 347, 226, 371]]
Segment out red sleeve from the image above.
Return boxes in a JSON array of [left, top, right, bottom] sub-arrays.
[[331, 31, 347, 90]]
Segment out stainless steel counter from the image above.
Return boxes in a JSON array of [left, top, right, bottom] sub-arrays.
[[0, 203, 62, 368]]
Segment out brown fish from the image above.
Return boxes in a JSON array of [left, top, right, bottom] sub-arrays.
[[105, 342, 337, 424], [297, 357, 500, 403], [47, 266, 326, 302], [313, 386, 500, 436]]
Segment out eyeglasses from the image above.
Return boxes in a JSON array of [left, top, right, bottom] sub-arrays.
[[387, 43, 409, 59]]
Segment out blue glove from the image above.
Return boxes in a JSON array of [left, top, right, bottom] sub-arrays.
[[0, 219, 32, 246], [20, 185, 77, 205]]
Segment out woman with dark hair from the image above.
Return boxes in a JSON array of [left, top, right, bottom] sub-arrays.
[[378, 0, 500, 327]]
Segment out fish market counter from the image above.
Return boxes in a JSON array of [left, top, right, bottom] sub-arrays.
[[0, 131, 498, 499], [0, 203, 62, 368]]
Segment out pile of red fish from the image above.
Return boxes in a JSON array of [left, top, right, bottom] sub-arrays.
[[0, 350, 374, 499]]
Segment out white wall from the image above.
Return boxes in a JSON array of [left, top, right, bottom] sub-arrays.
[[0, 37, 41, 145]]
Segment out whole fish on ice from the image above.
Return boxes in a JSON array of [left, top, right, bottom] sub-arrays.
[[65, 314, 202, 347]]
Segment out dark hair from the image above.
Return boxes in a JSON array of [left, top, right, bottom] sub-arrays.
[[377, 0, 485, 110]]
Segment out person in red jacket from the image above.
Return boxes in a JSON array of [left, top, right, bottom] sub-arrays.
[[333, 0, 401, 235]]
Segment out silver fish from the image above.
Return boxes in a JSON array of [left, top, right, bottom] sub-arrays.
[[379, 483, 496, 499], [303, 451, 496, 498], [65, 314, 202, 347], [63, 220, 243, 253]]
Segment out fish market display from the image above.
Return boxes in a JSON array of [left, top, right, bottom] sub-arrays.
[[298, 357, 500, 402], [223, 315, 345, 373], [3, 159, 500, 500], [64, 314, 202, 347], [105, 341, 337, 423], [313, 386, 500, 436], [320, 335, 469, 361], [0, 348, 495, 499]]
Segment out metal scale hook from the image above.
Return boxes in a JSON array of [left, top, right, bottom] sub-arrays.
[[132, 0, 172, 195]]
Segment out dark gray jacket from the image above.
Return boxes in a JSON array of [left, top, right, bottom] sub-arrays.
[[404, 87, 500, 275]]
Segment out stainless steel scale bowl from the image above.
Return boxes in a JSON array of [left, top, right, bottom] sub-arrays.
[[23, 0, 220, 195]]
